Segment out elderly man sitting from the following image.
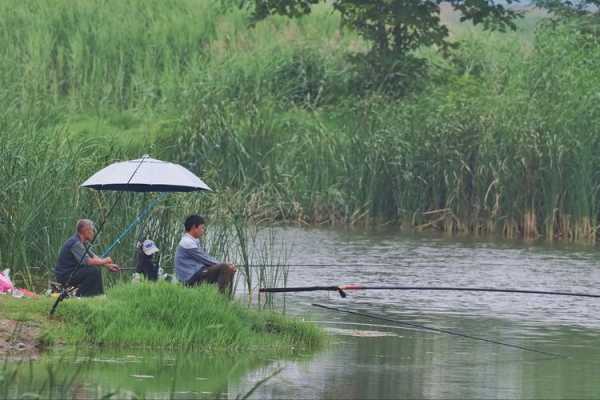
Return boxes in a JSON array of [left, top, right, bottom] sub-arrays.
[[175, 214, 236, 295], [54, 219, 120, 297]]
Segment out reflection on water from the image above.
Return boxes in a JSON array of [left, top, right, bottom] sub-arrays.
[[5, 350, 263, 399], [234, 320, 600, 399], [7, 350, 264, 399], [6, 228, 600, 399]]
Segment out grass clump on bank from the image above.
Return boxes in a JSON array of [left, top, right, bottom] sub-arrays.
[[3, 282, 323, 353]]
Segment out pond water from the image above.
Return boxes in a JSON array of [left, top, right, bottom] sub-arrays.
[[6, 228, 600, 399]]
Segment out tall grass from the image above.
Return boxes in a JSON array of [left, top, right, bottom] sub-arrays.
[[0, 0, 226, 111], [173, 18, 600, 241], [0, 0, 352, 282], [2, 0, 600, 290]]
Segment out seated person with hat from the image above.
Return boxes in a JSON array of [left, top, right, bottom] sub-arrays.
[[136, 239, 160, 281]]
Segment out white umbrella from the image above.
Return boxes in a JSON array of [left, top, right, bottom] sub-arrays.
[[81, 156, 212, 192], [80, 155, 213, 258]]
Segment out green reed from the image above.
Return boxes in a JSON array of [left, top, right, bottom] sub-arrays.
[[3, 0, 600, 291], [174, 17, 600, 241]]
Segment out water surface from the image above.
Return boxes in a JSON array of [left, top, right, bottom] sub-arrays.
[[7, 228, 600, 399], [235, 228, 600, 399]]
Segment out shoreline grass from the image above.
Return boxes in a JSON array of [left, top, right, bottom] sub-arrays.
[[1, 282, 323, 354]]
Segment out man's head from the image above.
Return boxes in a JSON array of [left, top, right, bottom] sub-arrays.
[[184, 214, 206, 238], [76, 219, 96, 242]]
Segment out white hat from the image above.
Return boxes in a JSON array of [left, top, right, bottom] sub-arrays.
[[142, 239, 159, 256]]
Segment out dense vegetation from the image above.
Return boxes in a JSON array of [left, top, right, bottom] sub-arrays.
[[2, 0, 600, 283]]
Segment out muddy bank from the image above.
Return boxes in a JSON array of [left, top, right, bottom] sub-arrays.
[[0, 319, 41, 360]]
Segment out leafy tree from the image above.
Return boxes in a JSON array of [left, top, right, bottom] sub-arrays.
[[243, 1, 522, 95], [535, 1, 600, 39], [247, 1, 521, 57], [535, 0, 600, 18]]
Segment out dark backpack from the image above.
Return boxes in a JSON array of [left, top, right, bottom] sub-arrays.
[[136, 245, 159, 281]]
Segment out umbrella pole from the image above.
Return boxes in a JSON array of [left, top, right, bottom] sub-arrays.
[[101, 192, 168, 257]]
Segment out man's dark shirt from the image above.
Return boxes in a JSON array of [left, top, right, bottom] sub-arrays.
[[54, 234, 94, 282]]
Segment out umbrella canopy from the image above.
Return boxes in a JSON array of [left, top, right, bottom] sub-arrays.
[[81, 156, 212, 192]]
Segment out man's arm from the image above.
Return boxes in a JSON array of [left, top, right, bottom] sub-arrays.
[[71, 242, 116, 268], [187, 245, 220, 267]]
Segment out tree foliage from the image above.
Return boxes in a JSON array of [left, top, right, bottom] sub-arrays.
[[244, 1, 522, 95], [535, 0, 600, 18], [535, 1, 600, 39], [247, 0, 521, 57]]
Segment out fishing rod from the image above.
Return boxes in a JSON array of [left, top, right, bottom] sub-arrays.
[[312, 303, 565, 358], [50, 156, 149, 316], [260, 284, 600, 299]]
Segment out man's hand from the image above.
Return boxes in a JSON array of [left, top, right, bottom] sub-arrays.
[[103, 257, 113, 265], [106, 263, 120, 272], [228, 263, 237, 272]]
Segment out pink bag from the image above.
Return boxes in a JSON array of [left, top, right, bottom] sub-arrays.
[[0, 270, 15, 293]]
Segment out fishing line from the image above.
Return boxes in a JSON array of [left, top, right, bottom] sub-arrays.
[[261, 285, 600, 299], [50, 155, 149, 316], [229, 263, 413, 268], [308, 319, 559, 367], [113, 263, 413, 272], [312, 303, 565, 358]]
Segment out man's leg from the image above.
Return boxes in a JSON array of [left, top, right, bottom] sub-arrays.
[[193, 264, 235, 295], [186, 268, 205, 287], [68, 266, 104, 297], [217, 264, 235, 296], [196, 264, 236, 295]]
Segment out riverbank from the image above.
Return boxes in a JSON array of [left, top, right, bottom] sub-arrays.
[[0, 318, 42, 360], [0, 282, 323, 358]]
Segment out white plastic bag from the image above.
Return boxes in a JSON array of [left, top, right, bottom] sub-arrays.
[[132, 272, 142, 283]]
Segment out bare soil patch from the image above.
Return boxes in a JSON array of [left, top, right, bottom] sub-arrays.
[[0, 318, 41, 360]]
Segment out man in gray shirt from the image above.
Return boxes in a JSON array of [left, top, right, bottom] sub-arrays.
[[54, 219, 120, 297], [175, 215, 236, 295]]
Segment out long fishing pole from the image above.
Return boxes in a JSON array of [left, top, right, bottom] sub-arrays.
[[260, 285, 600, 299], [50, 156, 148, 316], [312, 303, 564, 358]]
